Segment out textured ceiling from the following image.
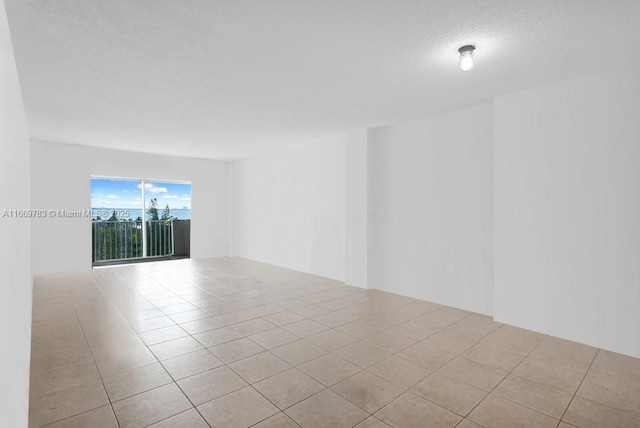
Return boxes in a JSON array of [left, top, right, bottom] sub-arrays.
[[6, 1, 640, 160]]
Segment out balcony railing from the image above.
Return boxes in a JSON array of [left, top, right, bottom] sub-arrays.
[[92, 220, 174, 264]]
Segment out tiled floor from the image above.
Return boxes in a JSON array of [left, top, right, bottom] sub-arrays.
[[30, 257, 640, 427]]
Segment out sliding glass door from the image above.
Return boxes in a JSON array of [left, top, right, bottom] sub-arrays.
[[91, 177, 191, 265]]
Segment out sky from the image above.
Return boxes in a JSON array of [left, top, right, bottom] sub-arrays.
[[91, 179, 192, 210]]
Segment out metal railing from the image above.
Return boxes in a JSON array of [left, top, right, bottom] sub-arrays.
[[147, 220, 174, 258], [92, 220, 174, 264]]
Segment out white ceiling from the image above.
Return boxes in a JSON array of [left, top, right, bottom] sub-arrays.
[[6, 1, 640, 160]]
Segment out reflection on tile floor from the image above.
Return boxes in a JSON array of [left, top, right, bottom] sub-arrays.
[[30, 257, 640, 427]]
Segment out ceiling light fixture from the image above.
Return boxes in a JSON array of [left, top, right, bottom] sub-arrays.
[[458, 45, 476, 71]]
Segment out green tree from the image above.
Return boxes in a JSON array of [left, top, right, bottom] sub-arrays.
[[147, 197, 159, 220], [161, 204, 172, 220]]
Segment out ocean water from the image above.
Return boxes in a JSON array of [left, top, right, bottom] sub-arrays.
[[92, 208, 191, 220]]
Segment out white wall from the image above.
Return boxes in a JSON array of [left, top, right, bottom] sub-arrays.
[[234, 136, 346, 281], [30, 141, 229, 274], [494, 65, 640, 357], [0, 1, 32, 425], [345, 130, 368, 288], [368, 103, 494, 316]]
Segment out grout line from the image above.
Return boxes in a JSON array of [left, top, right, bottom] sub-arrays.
[[34, 262, 627, 428], [104, 266, 357, 426], [456, 330, 550, 426], [107, 269, 217, 427], [68, 278, 122, 428], [555, 348, 600, 428]]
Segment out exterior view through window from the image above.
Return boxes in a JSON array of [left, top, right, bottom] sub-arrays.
[[91, 178, 192, 266]]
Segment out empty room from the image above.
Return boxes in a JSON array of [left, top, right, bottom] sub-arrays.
[[2, 1, 640, 427]]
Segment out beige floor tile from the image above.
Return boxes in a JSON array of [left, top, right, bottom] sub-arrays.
[[177, 366, 248, 406], [134, 308, 165, 321], [481, 325, 546, 355], [139, 325, 188, 346], [179, 316, 226, 335], [468, 394, 558, 428], [277, 299, 309, 310], [271, 339, 327, 366], [367, 355, 432, 389], [395, 341, 455, 372], [31, 319, 84, 345], [214, 309, 258, 325], [31, 259, 640, 428], [249, 327, 299, 350], [375, 391, 461, 428], [254, 368, 325, 409], [197, 386, 279, 428], [169, 309, 210, 324], [336, 320, 384, 339], [285, 389, 368, 428], [493, 374, 573, 419], [252, 412, 300, 427], [94, 347, 157, 378], [513, 357, 584, 393], [312, 310, 360, 328], [368, 312, 417, 331], [429, 307, 473, 324], [159, 302, 198, 316], [355, 416, 392, 427], [456, 419, 484, 428], [182, 293, 220, 307], [229, 351, 291, 384], [388, 316, 448, 341], [422, 330, 478, 355], [282, 319, 330, 338], [529, 336, 598, 373], [29, 379, 109, 427], [438, 357, 507, 391], [563, 396, 640, 428], [333, 370, 403, 413], [461, 343, 525, 373], [363, 329, 416, 353], [131, 315, 176, 333], [30, 340, 94, 376], [103, 362, 173, 402], [161, 349, 223, 380], [319, 298, 354, 311], [589, 349, 640, 390], [87, 334, 147, 361], [305, 329, 359, 351], [411, 372, 487, 416], [153, 297, 188, 308], [396, 300, 443, 316], [299, 354, 361, 386], [147, 408, 209, 427], [149, 336, 205, 361], [231, 318, 277, 336], [193, 326, 243, 347], [448, 314, 503, 340], [205, 303, 242, 317], [293, 303, 334, 318], [334, 340, 392, 368], [248, 303, 286, 317], [263, 310, 306, 326], [208, 337, 265, 363], [30, 360, 100, 398], [578, 370, 640, 415], [112, 383, 192, 428], [44, 405, 118, 428]]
